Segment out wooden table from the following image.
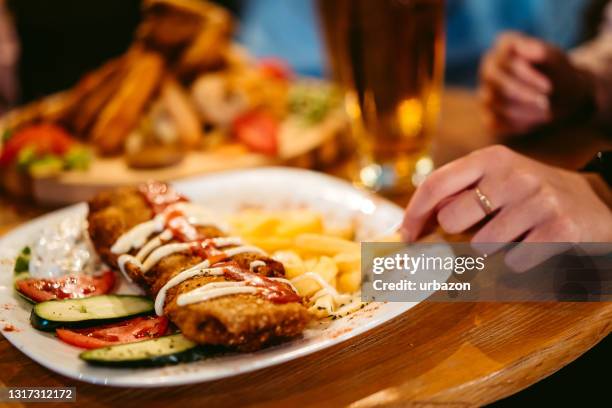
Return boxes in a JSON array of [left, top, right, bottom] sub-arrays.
[[1, 88, 611, 407]]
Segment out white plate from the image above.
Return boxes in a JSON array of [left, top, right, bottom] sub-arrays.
[[0, 168, 423, 387]]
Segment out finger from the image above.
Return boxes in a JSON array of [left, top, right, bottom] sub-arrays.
[[506, 57, 552, 94], [471, 192, 550, 254], [483, 91, 550, 122], [482, 84, 552, 126], [494, 32, 548, 62], [493, 33, 552, 94], [493, 32, 526, 59], [436, 171, 528, 234], [510, 35, 549, 63], [482, 60, 549, 110], [436, 189, 490, 235], [402, 150, 496, 241]]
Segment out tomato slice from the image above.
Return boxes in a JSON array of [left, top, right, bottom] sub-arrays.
[[0, 123, 76, 167], [56, 316, 169, 349], [16, 270, 116, 303], [233, 110, 279, 156], [258, 58, 293, 81]]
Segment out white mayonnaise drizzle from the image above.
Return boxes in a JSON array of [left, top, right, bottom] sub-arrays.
[[270, 277, 298, 293], [111, 218, 163, 255], [117, 254, 138, 283], [223, 245, 266, 257], [110, 203, 227, 255], [249, 260, 267, 271], [132, 239, 255, 277], [211, 237, 244, 247], [111, 202, 238, 282], [136, 230, 174, 260], [141, 243, 194, 273], [176, 277, 297, 308], [177, 282, 258, 306], [152, 247, 268, 315], [154, 263, 237, 315]]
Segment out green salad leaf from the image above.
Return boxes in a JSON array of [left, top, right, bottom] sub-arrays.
[[64, 146, 91, 170], [1, 129, 12, 143], [28, 155, 64, 178], [289, 82, 341, 125]]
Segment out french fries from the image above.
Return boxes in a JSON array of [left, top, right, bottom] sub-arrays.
[[241, 236, 295, 253], [229, 210, 362, 315], [294, 234, 359, 257]]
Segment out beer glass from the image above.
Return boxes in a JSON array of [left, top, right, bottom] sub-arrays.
[[318, 0, 445, 193]]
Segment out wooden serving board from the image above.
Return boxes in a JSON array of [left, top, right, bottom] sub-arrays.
[[26, 110, 348, 206]]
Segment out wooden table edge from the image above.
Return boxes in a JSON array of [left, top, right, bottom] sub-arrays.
[[351, 303, 612, 407]]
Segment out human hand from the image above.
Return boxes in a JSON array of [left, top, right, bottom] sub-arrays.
[[479, 32, 595, 137], [401, 145, 612, 271]]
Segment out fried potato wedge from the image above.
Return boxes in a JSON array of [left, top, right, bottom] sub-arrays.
[[90, 49, 165, 155]]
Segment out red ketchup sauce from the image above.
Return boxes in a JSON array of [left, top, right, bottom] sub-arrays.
[[164, 211, 227, 264], [164, 209, 202, 242], [139, 181, 188, 214], [220, 261, 301, 304]]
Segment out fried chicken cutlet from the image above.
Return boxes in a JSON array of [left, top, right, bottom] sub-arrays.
[[87, 184, 310, 351]]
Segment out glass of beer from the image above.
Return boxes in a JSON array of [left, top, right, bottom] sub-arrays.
[[317, 0, 445, 194]]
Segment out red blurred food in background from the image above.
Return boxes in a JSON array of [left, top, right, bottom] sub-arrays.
[[233, 110, 279, 156], [0, 123, 75, 167], [257, 58, 293, 81]]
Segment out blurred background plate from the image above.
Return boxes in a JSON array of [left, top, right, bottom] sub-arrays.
[[27, 106, 348, 206]]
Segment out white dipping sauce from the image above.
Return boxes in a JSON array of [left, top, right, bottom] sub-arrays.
[[29, 215, 99, 278]]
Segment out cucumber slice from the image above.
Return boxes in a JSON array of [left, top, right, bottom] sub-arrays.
[[80, 334, 204, 367], [31, 295, 154, 331]]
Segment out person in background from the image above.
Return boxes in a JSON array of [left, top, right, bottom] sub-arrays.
[[0, 0, 244, 111], [6, 0, 141, 104], [0, 0, 18, 112], [446, 0, 588, 85], [236, 0, 590, 83], [0, 0, 591, 108], [402, 0, 612, 269], [479, 0, 612, 135]]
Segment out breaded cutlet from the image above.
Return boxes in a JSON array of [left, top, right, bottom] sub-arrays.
[[87, 187, 310, 351]]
